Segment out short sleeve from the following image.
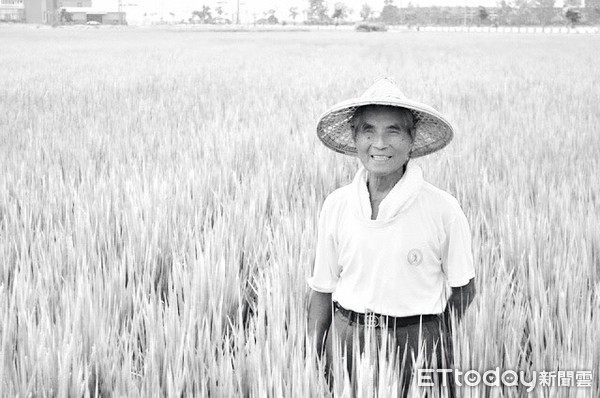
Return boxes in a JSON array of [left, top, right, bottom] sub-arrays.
[[307, 197, 341, 293], [441, 209, 475, 287]]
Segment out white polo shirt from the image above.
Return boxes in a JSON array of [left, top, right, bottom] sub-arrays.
[[307, 162, 475, 317]]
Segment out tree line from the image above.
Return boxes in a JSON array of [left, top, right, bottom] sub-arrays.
[[307, 0, 598, 27], [188, 0, 599, 26]]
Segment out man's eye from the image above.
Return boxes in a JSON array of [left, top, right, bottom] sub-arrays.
[[388, 130, 410, 139]]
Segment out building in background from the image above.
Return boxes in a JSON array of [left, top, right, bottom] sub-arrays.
[[61, 0, 126, 24], [0, 0, 125, 23], [62, 5, 126, 24], [59, 0, 91, 5], [0, 0, 25, 22], [22, 0, 58, 23]]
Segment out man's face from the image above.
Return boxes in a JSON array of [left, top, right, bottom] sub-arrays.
[[353, 107, 414, 178]]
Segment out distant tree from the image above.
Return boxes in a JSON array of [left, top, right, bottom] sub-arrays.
[[202, 5, 212, 20], [405, 2, 417, 25], [308, 0, 328, 23], [512, 0, 531, 7], [512, 0, 533, 25], [478, 6, 489, 25], [534, 0, 555, 27], [332, 2, 349, 25], [59, 8, 73, 23], [380, 0, 401, 25], [563, 0, 581, 27], [427, 6, 440, 24], [215, 6, 223, 16], [496, 0, 513, 25], [564, 7, 580, 26], [192, 5, 212, 24], [586, 1, 600, 24], [360, 3, 372, 21], [331, 7, 342, 19], [289, 6, 299, 23], [259, 9, 277, 24], [593, 7, 600, 23]]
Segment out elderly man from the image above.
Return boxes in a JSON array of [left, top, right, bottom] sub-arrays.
[[308, 78, 476, 396]]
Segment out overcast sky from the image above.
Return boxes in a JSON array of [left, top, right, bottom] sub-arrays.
[[94, 0, 570, 19]]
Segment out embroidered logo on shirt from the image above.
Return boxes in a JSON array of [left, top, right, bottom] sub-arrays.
[[407, 249, 423, 266]]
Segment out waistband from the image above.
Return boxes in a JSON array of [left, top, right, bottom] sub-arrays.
[[334, 302, 441, 328]]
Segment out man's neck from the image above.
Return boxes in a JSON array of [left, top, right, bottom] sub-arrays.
[[367, 164, 407, 199]]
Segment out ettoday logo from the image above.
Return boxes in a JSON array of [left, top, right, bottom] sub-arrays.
[[417, 368, 593, 391]]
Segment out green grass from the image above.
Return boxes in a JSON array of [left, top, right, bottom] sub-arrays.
[[0, 27, 599, 396]]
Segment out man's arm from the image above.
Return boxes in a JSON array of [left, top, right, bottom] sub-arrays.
[[307, 290, 333, 357], [446, 277, 476, 324]]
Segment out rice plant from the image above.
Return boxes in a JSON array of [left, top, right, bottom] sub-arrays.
[[0, 27, 598, 397]]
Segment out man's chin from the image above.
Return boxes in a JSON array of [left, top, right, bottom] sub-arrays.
[[364, 163, 405, 177]]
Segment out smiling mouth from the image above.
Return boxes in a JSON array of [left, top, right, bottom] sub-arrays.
[[370, 155, 392, 161]]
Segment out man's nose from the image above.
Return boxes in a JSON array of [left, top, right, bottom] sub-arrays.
[[372, 133, 388, 148]]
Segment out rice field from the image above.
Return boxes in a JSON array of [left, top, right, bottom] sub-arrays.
[[0, 26, 599, 397]]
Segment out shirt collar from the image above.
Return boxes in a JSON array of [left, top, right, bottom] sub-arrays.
[[352, 161, 424, 221]]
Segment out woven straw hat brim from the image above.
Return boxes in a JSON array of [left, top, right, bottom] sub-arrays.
[[317, 97, 455, 158]]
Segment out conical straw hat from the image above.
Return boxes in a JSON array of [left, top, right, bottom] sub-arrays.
[[316, 78, 455, 158]]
